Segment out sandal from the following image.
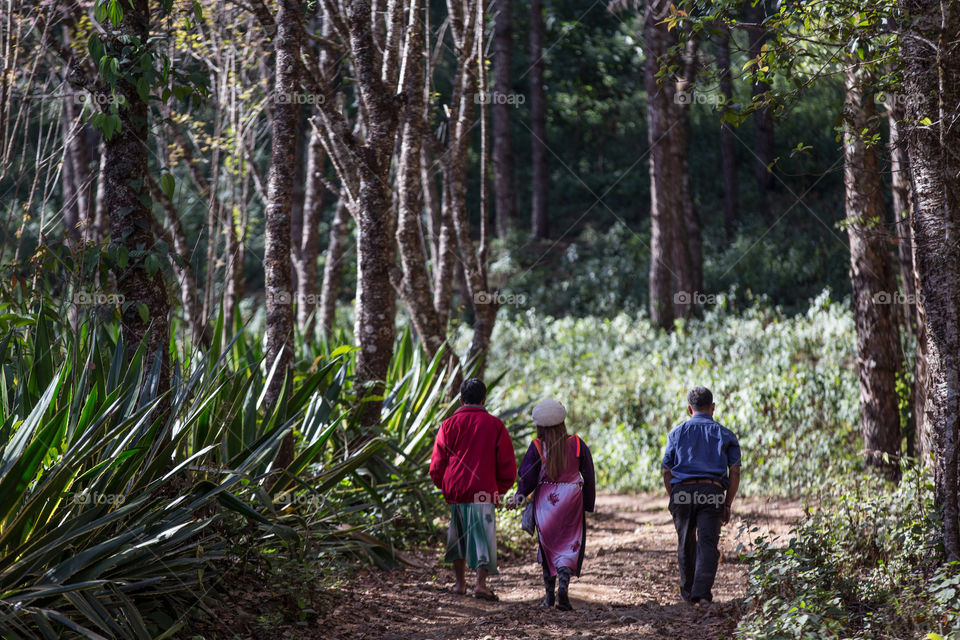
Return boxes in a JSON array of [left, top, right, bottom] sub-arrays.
[[474, 589, 499, 602]]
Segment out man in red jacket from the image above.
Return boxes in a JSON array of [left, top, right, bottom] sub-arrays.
[[430, 378, 517, 601]]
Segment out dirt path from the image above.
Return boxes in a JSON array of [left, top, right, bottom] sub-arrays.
[[317, 494, 802, 640]]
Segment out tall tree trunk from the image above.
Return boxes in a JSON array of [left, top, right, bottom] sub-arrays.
[[318, 199, 349, 337], [62, 93, 90, 247], [675, 36, 702, 304], [393, 7, 447, 358], [717, 22, 738, 234], [888, 103, 921, 458], [899, 0, 960, 560], [492, 0, 516, 237], [843, 67, 903, 478], [645, 0, 679, 328], [348, 0, 401, 427], [745, 0, 774, 218], [100, 0, 170, 408], [296, 130, 326, 340], [529, 0, 548, 239], [147, 176, 209, 348], [264, 0, 301, 469]]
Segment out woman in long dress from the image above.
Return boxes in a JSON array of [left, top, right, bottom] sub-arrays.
[[516, 399, 596, 610]]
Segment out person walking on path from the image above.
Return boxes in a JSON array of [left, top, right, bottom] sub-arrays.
[[513, 399, 596, 611], [429, 378, 517, 601], [661, 386, 741, 605]]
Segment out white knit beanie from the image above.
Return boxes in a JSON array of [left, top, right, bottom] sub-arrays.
[[532, 398, 566, 427]]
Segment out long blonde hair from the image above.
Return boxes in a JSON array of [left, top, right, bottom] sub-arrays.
[[536, 421, 569, 481]]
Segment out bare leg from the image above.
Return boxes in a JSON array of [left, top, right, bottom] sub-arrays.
[[475, 567, 491, 596], [452, 559, 466, 594]]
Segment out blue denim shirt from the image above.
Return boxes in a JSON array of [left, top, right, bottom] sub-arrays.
[[661, 413, 741, 488]]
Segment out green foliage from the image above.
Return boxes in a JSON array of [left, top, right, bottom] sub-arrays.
[[0, 294, 455, 636], [736, 466, 947, 639], [482, 289, 860, 495]]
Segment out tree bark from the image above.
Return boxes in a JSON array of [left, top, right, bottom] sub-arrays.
[[843, 66, 903, 478], [318, 199, 349, 337], [295, 130, 326, 340], [392, 6, 447, 358], [675, 36, 702, 305], [529, 0, 548, 239], [645, 0, 680, 328], [100, 0, 170, 406], [264, 0, 301, 469], [744, 0, 774, 218], [899, 0, 960, 560], [888, 103, 922, 458], [492, 0, 516, 237], [717, 22, 738, 234]]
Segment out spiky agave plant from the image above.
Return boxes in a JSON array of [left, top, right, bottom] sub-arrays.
[[0, 304, 385, 638]]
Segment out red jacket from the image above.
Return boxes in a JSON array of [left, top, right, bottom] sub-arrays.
[[429, 405, 517, 504]]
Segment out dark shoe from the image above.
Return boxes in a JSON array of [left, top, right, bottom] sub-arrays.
[[556, 567, 573, 611], [679, 586, 692, 603], [542, 574, 556, 607]]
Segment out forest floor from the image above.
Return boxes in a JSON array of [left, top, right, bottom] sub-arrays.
[[200, 494, 802, 640]]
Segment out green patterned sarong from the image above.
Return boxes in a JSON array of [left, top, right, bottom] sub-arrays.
[[444, 502, 498, 574]]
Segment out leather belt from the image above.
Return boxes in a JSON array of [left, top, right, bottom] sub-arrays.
[[679, 478, 724, 488]]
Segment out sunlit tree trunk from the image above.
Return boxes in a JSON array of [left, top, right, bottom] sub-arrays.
[[264, 0, 301, 468], [843, 66, 903, 478], [899, 0, 960, 560]]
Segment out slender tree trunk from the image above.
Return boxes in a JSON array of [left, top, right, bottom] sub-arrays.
[[147, 176, 209, 348], [645, 0, 678, 328], [529, 0, 548, 239], [888, 103, 920, 458], [296, 130, 326, 340], [393, 7, 447, 358], [843, 67, 903, 478], [264, 0, 301, 469], [717, 22, 738, 234], [745, 0, 774, 218], [492, 0, 516, 237], [318, 199, 349, 337], [62, 93, 90, 247], [899, 0, 960, 560], [675, 36, 702, 303], [100, 0, 170, 407]]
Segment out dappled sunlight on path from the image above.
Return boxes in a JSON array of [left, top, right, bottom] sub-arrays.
[[316, 494, 802, 640]]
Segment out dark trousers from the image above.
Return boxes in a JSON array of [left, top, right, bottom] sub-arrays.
[[668, 483, 724, 602]]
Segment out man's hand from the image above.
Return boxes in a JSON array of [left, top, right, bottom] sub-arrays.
[[722, 502, 732, 524], [662, 468, 673, 497]]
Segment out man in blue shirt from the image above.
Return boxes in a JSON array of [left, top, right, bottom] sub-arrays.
[[661, 386, 741, 605]]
